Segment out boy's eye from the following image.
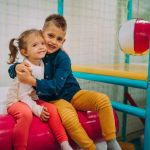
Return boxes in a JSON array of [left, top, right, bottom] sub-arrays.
[[57, 37, 63, 42], [48, 34, 54, 38]]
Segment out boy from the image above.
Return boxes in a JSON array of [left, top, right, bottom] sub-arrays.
[[9, 14, 121, 150]]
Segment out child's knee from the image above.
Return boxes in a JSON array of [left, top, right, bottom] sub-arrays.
[[47, 104, 57, 114], [59, 108, 78, 127], [19, 110, 33, 123], [55, 99, 71, 108], [95, 93, 111, 108]]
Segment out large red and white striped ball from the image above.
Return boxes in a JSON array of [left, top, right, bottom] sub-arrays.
[[118, 19, 150, 55]]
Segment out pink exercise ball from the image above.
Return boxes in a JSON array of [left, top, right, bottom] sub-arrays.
[[118, 18, 150, 55], [0, 111, 119, 150]]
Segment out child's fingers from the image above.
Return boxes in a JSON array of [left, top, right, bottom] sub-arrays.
[[43, 113, 50, 119], [23, 62, 30, 67], [40, 107, 50, 122], [16, 70, 23, 76], [43, 109, 50, 117], [44, 111, 49, 116], [17, 69, 31, 76], [41, 113, 49, 122], [43, 107, 49, 114], [16, 63, 29, 72], [23, 63, 31, 72], [43, 107, 48, 111]]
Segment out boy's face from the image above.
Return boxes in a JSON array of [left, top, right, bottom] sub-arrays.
[[43, 23, 65, 54]]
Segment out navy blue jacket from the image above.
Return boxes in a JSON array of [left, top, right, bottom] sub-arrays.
[[8, 49, 81, 102]]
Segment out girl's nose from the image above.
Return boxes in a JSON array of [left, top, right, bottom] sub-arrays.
[[39, 43, 45, 49]]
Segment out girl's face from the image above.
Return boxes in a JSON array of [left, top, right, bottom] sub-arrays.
[[42, 23, 65, 54], [23, 33, 47, 62]]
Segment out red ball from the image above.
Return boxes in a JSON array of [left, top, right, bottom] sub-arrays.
[[0, 111, 119, 150]]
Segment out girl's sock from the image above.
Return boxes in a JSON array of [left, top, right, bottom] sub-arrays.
[[107, 139, 122, 150], [60, 141, 73, 150]]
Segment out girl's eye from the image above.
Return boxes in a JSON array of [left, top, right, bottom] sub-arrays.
[[33, 44, 37, 47]]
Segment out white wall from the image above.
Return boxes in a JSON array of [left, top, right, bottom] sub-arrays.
[[0, 0, 57, 86], [64, 0, 117, 65], [0, 86, 9, 114]]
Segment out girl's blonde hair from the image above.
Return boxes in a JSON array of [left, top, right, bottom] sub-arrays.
[[8, 29, 42, 64]]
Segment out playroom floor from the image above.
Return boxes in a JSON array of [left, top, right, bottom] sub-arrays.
[[119, 137, 143, 150]]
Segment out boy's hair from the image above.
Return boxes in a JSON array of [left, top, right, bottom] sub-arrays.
[[8, 29, 42, 64], [43, 14, 67, 32]]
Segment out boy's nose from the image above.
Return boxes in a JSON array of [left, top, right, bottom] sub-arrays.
[[51, 38, 57, 44]]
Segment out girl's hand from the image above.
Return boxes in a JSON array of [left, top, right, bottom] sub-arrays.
[[40, 107, 50, 122], [16, 61, 33, 84], [16, 62, 31, 73], [16, 69, 36, 86]]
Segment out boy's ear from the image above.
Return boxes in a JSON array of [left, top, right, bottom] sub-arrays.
[[21, 49, 28, 56]]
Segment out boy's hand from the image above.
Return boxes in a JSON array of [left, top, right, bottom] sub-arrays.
[[40, 107, 50, 122], [16, 62, 31, 73]]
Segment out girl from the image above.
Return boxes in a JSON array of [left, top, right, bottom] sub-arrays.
[[7, 29, 73, 150]]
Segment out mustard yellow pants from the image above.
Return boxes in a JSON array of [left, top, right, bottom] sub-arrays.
[[54, 90, 116, 150]]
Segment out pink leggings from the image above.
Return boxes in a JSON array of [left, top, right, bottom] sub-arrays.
[[7, 100, 68, 150]]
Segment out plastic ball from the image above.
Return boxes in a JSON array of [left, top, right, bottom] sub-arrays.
[[0, 111, 119, 150], [118, 19, 150, 55]]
